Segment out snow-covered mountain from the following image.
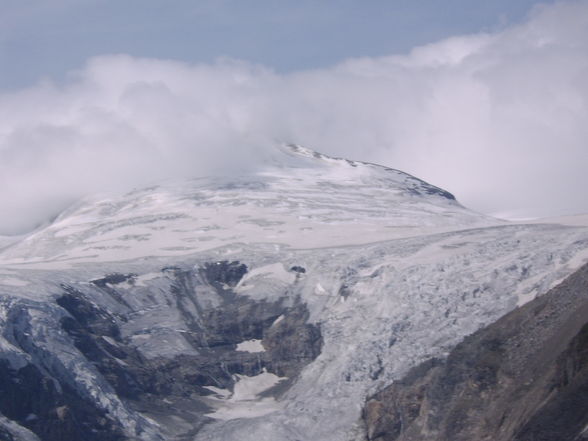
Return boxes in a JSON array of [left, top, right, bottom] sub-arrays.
[[0, 144, 488, 267], [1, 144, 587, 441]]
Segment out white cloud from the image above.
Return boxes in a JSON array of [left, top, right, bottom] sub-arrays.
[[1, 1, 587, 234]]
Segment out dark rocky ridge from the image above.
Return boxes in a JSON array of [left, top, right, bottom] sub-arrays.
[[0, 360, 126, 441], [363, 262, 588, 441], [0, 261, 322, 441]]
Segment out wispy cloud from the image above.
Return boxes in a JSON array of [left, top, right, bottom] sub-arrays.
[[1, 1, 587, 234]]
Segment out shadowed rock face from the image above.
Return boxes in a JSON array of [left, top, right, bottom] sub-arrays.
[[0, 261, 322, 441], [363, 263, 588, 441], [0, 360, 126, 441]]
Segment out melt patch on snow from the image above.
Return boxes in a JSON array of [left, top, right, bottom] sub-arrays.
[[236, 339, 265, 353], [206, 369, 287, 421]]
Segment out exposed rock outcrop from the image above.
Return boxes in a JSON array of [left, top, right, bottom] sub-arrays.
[[0, 261, 322, 440], [363, 263, 588, 441], [0, 360, 127, 441]]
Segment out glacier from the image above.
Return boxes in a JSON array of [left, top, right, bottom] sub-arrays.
[[0, 144, 587, 440]]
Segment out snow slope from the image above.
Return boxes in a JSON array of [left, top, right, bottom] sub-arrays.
[[0, 144, 492, 268], [1, 144, 588, 441]]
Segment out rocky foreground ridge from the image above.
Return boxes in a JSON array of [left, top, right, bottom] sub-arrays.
[[363, 262, 588, 441]]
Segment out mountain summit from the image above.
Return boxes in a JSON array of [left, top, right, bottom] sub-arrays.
[[0, 144, 489, 267]]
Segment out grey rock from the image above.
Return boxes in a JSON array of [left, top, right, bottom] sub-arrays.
[[363, 262, 588, 441]]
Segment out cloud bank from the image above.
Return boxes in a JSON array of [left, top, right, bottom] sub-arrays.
[[1, 1, 587, 234]]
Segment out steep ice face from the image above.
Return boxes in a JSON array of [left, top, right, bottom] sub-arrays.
[[0, 144, 494, 268]]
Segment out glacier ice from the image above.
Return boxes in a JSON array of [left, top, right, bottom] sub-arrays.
[[0, 145, 587, 440]]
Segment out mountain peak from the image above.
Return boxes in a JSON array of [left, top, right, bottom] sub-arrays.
[[0, 145, 491, 267], [276, 143, 456, 200]]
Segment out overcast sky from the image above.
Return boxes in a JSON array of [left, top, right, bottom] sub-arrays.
[[1, 0, 587, 234]]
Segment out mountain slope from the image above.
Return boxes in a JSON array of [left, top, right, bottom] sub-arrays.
[[0, 145, 587, 441], [363, 262, 588, 441], [0, 144, 490, 267]]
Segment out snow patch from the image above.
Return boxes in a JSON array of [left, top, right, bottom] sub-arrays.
[[203, 386, 232, 399], [101, 336, 119, 346], [315, 283, 328, 295], [239, 263, 296, 286], [206, 369, 287, 421], [236, 339, 265, 353], [134, 272, 162, 287], [271, 315, 284, 327]]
